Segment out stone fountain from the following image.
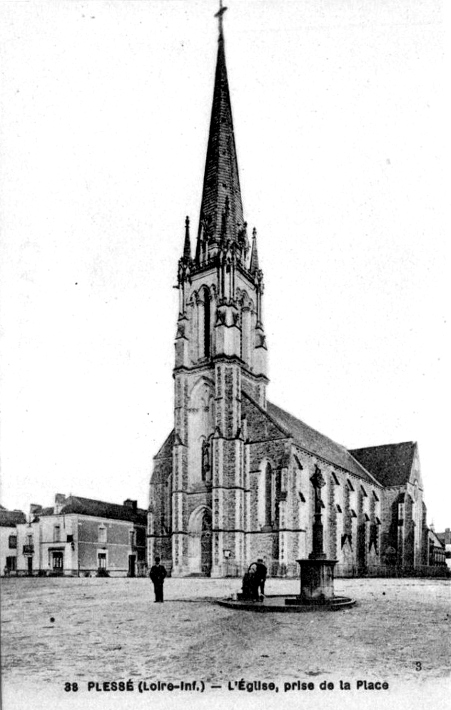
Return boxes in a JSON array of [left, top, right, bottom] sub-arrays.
[[284, 465, 352, 608], [218, 465, 355, 612]]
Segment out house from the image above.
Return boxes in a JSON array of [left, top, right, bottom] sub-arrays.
[[436, 528, 451, 569], [427, 528, 446, 567], [0, 506, 27, 575], [15, 494, 147, 577]]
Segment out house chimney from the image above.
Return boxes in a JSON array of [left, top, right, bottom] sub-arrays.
[[124, 499, 138, 512], [54, 493, 66, 515]]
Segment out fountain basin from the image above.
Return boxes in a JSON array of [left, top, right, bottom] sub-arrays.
[[216, 594, 355, 613]]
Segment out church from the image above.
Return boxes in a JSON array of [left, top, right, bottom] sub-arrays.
[[148, 10, 428, 578]]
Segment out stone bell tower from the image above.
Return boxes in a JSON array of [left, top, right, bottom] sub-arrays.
[[168, 7, 268, 576]]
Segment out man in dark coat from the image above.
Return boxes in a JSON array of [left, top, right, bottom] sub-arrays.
[[149, 556, 167, 603], [255, 558, 267, 597]]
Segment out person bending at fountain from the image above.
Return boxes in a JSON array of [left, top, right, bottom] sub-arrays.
[[255, 558, 267, 597]]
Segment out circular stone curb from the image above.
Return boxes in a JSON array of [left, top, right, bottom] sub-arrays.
[[216, 595, 356, 612]]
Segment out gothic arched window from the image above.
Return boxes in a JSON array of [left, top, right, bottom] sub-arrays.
[[265, 463, 272, 527], [163, 474, 173, 534]]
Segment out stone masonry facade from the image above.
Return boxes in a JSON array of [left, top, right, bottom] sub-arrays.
[[148, 15, 429, 578]]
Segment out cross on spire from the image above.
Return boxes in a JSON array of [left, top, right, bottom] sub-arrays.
[[214, 0, 228, 39]]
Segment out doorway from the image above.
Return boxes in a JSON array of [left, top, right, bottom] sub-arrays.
[[200, 510, 212, 576], [52, 551, 64, 574], [128, 555, 136, 577], [188, 506, 212, 576]]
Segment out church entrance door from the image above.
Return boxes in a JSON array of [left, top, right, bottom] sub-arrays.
[[188, 506, 212, 576], [200, 510, 212, 577]]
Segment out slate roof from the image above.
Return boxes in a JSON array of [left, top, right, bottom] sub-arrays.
[[241, 393, 288, 442], [436, 532, 451, 546], [154, 430, 175, 460], [37, 496, 147, 525], [265, 400, 379, 485], [350, 442, 416, 487], [151, 399, 414, 490], [0, 509, 27, 527], [430, 531, 445, 548]]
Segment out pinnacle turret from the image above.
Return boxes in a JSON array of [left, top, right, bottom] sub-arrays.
[[183, 216, 191, 260], [249, 228, 260, 274]]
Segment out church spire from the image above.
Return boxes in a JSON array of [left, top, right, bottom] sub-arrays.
[[197, 1, 243, 258]]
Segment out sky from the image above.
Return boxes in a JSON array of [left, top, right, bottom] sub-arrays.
[[0, 0, 448, 530]]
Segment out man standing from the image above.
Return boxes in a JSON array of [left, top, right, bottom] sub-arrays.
[[255, 558, 267, 597], [149, 556, 167, 603]]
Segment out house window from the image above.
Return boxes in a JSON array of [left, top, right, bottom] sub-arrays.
[[298, 491, 306, 503], [98, 526, 107, 543], [347, 479, 354, 492], [332, 472, 340, 486], [398, 503, 405, 520], [129, 530, 136, 548], [98, 552, 107, 569], [373, 491, 379, 502], [336, 504, 342, 513], [8, 535, 17, 549], [53, 525, 61, 542], [361, 486, 368, 497]]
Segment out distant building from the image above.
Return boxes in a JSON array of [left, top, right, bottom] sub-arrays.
[[427, 528, 446, 567], [436, 528, 451, 569], [148, 13, 431, 578], [0, 507, 27, 575], [14, 495, 147, 577]]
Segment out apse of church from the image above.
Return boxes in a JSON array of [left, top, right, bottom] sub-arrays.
[[148, 9, 427, 578]]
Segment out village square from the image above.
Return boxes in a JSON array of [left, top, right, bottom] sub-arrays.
[[2, 575, 450, 704], [1, 1, 448, 708]]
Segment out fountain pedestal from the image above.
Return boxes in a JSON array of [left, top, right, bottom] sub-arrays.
[[286, 466, 338, 605], [297, 558, 337, 603]]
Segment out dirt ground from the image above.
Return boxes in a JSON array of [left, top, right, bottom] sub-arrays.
[[1, 576, 450, 710]]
